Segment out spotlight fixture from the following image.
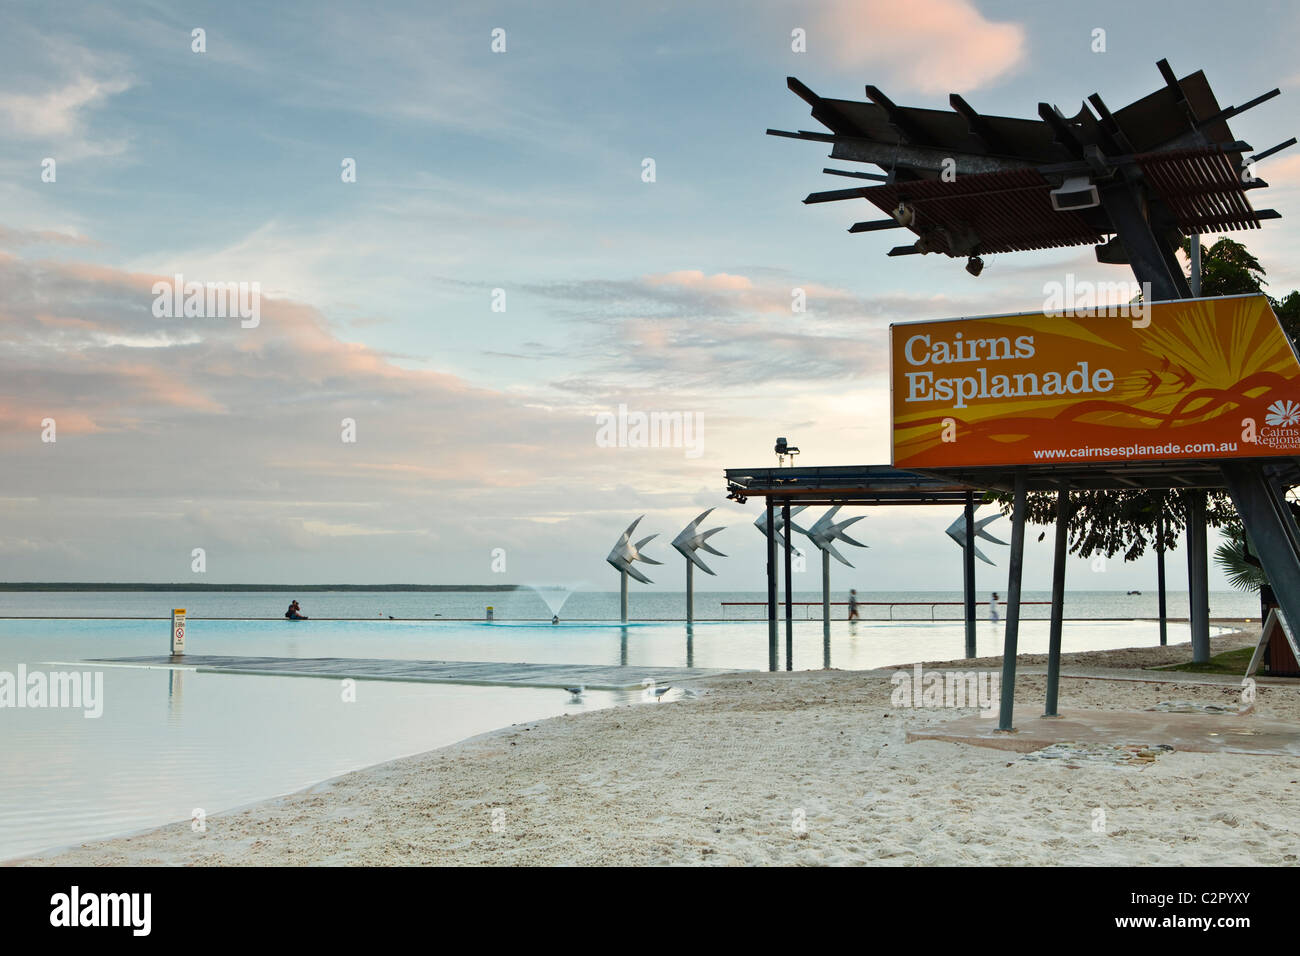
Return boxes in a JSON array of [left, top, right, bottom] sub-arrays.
[[1049, 175, 1100, 212], [775, 436, 800, 466], [965, 255, 984, 277]]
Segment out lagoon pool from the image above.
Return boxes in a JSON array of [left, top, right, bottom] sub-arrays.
[[0, 616, 1226, 860]]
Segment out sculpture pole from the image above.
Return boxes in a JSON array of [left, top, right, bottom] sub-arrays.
[[822, 549, 831, 666], [606, 516, 661, 624], [673, 509, 727, 625], [787, 506, 868, 667], [686, 561, 694, 623]]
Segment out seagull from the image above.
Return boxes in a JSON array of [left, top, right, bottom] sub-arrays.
[[564, 684, 585, 699], [653, 685, 672, 702]]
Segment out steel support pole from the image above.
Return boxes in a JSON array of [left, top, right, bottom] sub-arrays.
[[783, 498, 793, 671], [1098, 183, 1183, 301], [1190, 234, 1202, 297], [766, 497, 777, 672], [1187, 490, 1211, 663], [1156, 512, 1168, 646], [1221, 462, 1300, 652], [822, 549, 831, 669], [620, 570, 628, 623], [963, 491, 977, 659], [686, 560, 694, 625], [1044, 488, 1069, 717], [997, 468, 1028, 731]]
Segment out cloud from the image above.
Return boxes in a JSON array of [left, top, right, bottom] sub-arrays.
[[0, 29, 132, 157], [0, 74, 130, 138], [810, 0, 1025, 94], [0, 226, 97, 249]]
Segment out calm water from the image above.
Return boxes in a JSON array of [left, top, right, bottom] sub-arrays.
[[0, 591, 1250, 860], [0, 588, 1263, 621]]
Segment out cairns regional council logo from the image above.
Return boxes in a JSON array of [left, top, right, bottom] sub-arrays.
[[1260, 399, 1300, 449]]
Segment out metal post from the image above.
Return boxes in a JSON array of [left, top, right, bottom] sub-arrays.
[[1189, 234, 1202, 297], [1188, 490, 1210, 663], [1221, 461, 1300, 643], [766, 497, 777, 672], [997, 468, 1028, 731], [170, 608, 186, 657], [783, 498, 793, 671], [822, 549, 831, 669], [685, 624, 694, 669], [686, 561, 694, 625], [1044, 489, 1069, 717], [1156, 511, 1168, 646], [963, 491, 977, 659], [620, 570, 628, 623], [1097, 184, 1184, 301]]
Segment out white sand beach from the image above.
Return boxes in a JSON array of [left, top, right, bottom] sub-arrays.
[[18, 630, 1300, 867]]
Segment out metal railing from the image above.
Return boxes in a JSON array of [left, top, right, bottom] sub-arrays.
[[719, 600, 1051, 621]]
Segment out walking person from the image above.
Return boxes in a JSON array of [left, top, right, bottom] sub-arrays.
[[847, 588, 860, 621], [989, 591, 1000, 624]]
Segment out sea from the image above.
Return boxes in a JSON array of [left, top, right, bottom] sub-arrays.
[[0, 587, 1263, 621], [0, 588, 1258, 860]]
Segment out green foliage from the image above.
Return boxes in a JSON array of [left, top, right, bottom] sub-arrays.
[[1271, 289, 1300, 349], [1213, 521, 1268, 593], [997, 489, 1235, 560], [1183, 236, 1266, 296], [1158, 645, 1255, 675]]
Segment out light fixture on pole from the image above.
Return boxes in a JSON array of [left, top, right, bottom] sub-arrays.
[[672, 509, 727, 624], [606, 516, 661, 623], [774, 436, 800, 466]]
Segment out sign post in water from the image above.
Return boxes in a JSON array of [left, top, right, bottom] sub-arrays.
[[171, 608, 186, 656]]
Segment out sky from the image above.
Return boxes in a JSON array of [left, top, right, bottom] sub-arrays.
[[1, 0, 1298, 593]]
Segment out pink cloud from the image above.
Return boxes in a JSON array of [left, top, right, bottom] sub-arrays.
[[646, 270, 754, 292], [810, 0, 1025, 94]]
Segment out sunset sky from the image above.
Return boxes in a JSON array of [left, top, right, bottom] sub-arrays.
[[2, 0, 1298, 592]]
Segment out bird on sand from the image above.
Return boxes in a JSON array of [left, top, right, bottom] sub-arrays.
[[564, 685, 585, 699]]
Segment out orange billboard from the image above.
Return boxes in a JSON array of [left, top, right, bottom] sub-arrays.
[[891, 294, 1300, 469]]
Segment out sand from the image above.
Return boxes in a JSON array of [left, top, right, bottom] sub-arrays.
[[18, 629, 1300, 866]]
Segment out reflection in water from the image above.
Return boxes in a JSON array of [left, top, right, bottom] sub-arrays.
[[685, 624, 694, 668], [167, 668, 184, 721], [619, 626, 628, 666]]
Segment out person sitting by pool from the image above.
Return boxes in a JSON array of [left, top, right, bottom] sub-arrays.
[[285, 600, 308, 620], [552, 614, 559, 625]]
